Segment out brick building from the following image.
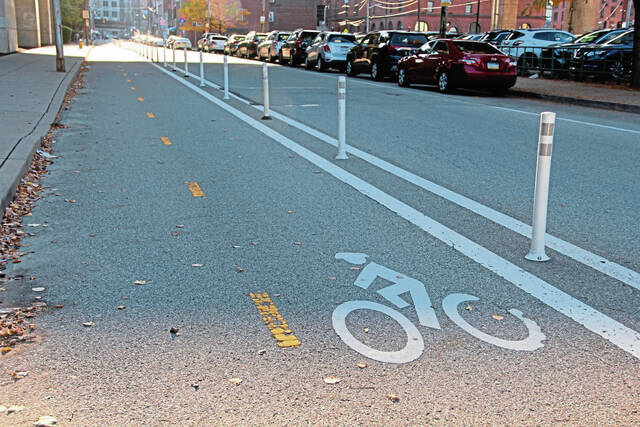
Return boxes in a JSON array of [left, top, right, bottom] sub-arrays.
[[553, 0, 635, 34], [232, 0, 317, 32]]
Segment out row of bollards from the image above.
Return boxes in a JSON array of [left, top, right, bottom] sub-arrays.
[[127, 41, 556, 264]]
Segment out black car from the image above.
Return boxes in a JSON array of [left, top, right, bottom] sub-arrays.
[[224, 34, 245, 55], [569, 30, 634, 81], [540, 28, 630, 74], [345, 31, 429, 80], [279, 29, 320, 65], [236, 31, 267, 58]]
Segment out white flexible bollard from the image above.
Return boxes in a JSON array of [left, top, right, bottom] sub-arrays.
[[336, 76, 348, 160], [163, 45, 167, 67], [261, 63, 270, 120], [199, 50, 205, 87], [172, 46, 176, 71], [525, 112, 556, 262], [223, 54, 230, 100], [184, 46, 189, 77]]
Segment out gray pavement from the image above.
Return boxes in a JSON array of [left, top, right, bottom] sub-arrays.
[[0, 43, 639, 425], [0, 44, 87, 213]]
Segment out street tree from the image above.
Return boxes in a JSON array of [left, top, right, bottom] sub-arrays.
[[179, 0, 247, 33], [61, 0, 84, 30]]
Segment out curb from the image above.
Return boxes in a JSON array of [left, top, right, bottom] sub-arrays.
[[0, 48, 91, 215], [507, 88, 640, 115]]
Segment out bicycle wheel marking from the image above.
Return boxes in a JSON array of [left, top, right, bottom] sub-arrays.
[[332, 300, 424, 364], [250, 292, 300, 348]]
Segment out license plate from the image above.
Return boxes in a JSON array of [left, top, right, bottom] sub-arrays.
[[487, 62, 499, 70]]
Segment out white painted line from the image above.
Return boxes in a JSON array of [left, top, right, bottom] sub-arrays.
[[183, 65, 640, 292], [150, 60, 640, 359]]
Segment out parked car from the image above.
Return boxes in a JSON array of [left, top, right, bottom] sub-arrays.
[[569, 30, 634, 81], [257, 31, 291, 61], [224, 34, 245, 55], [458, 34, 483, 41], [396, 39, 517, 94], [539, 28, 630, 74], [304, 32, 357, 71], [203, 34, 228, 53], [197, 32, 217, 51], [424, 31, 462, 40], [499, 28, 574, 73], [172, 37, 192, 50], [478, 29, 513, 46], [236, 31, 267, 58], [346, 31, 429, 80], [279, 29, 320, 65]]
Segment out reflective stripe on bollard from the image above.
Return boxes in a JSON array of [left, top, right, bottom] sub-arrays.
[[336, 76, 348, 160], [525, 111, 556, 262]]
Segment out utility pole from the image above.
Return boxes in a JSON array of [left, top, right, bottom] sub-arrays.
[[438, 5, 448, 37], [84, 0, 90, 45], [261, 0, 265, 32], [474, 0, 480, 33], [366, 0, 370, 32], [417, 0, 420, 31], [52, 0, 65, 72]]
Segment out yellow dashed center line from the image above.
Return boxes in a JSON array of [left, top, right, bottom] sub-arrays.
[[137, 97, 144, 102], [160, 137, 172, 146], [130, 86, 136, 90], [146, 112, 155, 118], [186, 181, 204, 197], [250, 292, 300, 348]]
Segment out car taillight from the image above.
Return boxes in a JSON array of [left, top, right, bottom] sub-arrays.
[[460, 57, 481, 68], [323, 44, 330, 52], [506, 59, 517, 68]]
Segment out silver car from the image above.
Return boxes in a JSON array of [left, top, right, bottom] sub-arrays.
[[305, 32, 357, 72], [257, 31, 291, 61]]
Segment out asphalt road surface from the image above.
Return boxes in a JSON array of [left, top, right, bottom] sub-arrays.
[[1, 42, 639, 425]]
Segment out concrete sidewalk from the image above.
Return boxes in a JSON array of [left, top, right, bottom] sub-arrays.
[[510, 75, 640, 114], [0, 44, 87, 213]]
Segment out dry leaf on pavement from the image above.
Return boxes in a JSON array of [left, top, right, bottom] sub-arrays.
[[492, 314, 504, 320], [386, 393, 400, 402], [465, 306, 473, 311], [349, 267, 361, 271], [133, 280, 147, 285], [82, 322, 94, 327], [191, 263, 204, 267], [229, 377, 243, 385], [236, 267, 244, 273], [324, 375, 341, 384], [357, 362, 367, 369], [117, 306, 126, 310]]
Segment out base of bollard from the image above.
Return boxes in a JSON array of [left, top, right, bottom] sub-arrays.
[[335, 154, 348, 160], [261, 116, 272, 120], [525, 252, 550, 262]]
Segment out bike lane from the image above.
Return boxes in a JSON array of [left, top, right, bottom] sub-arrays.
[[1, 44, 638, 425]]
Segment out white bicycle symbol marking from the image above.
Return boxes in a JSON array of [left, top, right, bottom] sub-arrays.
[[332, 253, 546, 364]]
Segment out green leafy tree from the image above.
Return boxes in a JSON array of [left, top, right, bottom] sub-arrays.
[[61, 0, 84, 31]]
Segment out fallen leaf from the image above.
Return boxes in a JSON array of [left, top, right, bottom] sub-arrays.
[[349, 267, 361, 271], [229, 377, 243, 385], [55, 305, 64, 308], [324, 375, 341, 384], [176, 225, 184, 228], [34, 415, 58, 426], [169, 327, 179, 334], [1, 347, 11, 354], [251, 242, 259, 246], [387, 393, 400, 402], [82, 322, 94, 327], [32, 287, 45, 292], [492, 314, 504, 320], [133, 280, 147, 285], [357, 362, 367, 369], [64, 199, 76, 203], [232, 245, 241, 248], [364, 328, 370, 333], [191, 263, 204, 267], [560, 203, 567, 208], [293, 242, 301, 246], [7, 405, 25, 414], [287, 210, 293, 214], [117, 306, 126, 310], [328, 277, 336, 280], [236, 267, 244, 273], [29, 324, 36, 330], [11, 371, 28, 380], [465, 306, 472, 311], [273, 293, 280, 297], [258, 349, 266, 355], [171, 231, 180, 236]]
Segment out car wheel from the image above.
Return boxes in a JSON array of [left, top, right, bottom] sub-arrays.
[[304, 56, 312, 70], [610, 59, 630, 82], [371, 61, 383, 81], [279, 53, 284, 63], [289, 55, 295, 67], [346, 59, 357, 76], [317, 56, 326, 72], [437, 71, 453, 93], [397, 68, 409, 87]]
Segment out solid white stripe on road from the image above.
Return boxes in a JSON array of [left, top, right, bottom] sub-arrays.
[[180, 60, 640, 292], [149, 60, 640, 359]]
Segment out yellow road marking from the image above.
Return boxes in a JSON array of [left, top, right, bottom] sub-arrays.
[[130, 86, 136, 90], [146, 112, 155, 118], [186, 181, 204, 197], [126, 79, 131, 82], [137, 97, 144, 102], [160, 137, 172, 146], [250, 292, 300, 348]]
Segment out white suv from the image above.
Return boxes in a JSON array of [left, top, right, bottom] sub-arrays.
[[500, 29, 574, 72]]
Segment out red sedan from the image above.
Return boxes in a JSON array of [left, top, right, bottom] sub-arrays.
[[397, 39, 518, 94]]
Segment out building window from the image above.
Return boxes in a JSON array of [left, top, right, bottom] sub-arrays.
[[388, 21, 393, 29], [103, 1, 108, 6], [465, 4, 472, 14], [427, 1, 433, 12], [397, 20, 402, 30], [380, 22, 384, 30], [111, 11, 117, 17], [112, 1, 117, 7], [371, 23, 376, 30], [553, 11, 558, 21], [468, 22, 480, 33], [268, 11, 274, 22]]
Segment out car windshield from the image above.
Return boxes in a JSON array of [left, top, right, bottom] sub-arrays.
[[301, 32, 319, 41], [605, 32, 633, 45], [277, 33, 291, 41], [598, 31, 628, 44], [328, 34, 356, 43], [453, 41, 502, 54], [390, 33, 428, 46], [574, 31, 606, 43]]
